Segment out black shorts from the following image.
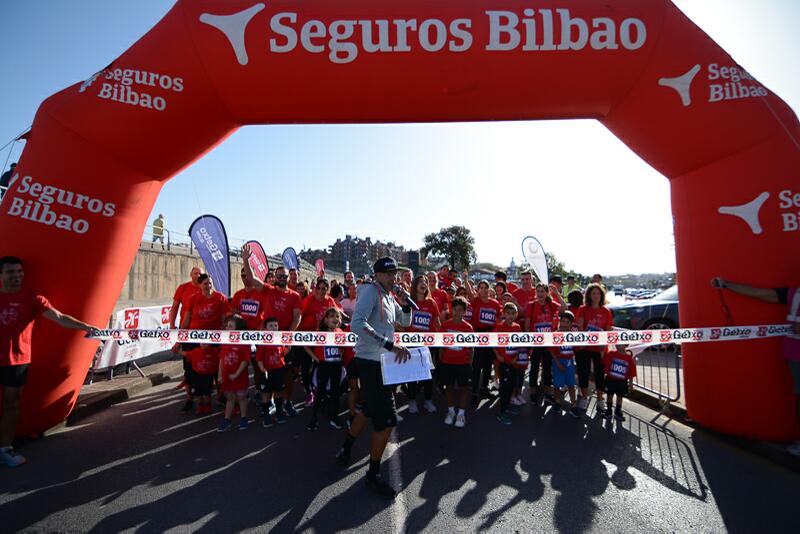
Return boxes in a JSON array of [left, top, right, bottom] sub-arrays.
[[181, 343, 201, 352], [259, 366, 286, 393], [604, 378, 629, 397], [192, 373, 215, 396], [357, 358, 397, 432], [438, 363, 472, 388], [0, 364, 30, 388]]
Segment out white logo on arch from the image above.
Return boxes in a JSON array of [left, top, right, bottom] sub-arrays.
[[659, 64, 701, 107], [718, 192, 770, 235], [199, 3, 266, 66]]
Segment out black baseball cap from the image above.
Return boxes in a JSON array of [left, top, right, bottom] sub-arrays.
[[373, 257, 399, 273]]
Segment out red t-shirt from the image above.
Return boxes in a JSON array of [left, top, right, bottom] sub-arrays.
[[0, 289, 52, 366], [575, 305, 614, 352], [173, 281, 200, 326], [506, 282, 519, 293], [430, 288, 450, 312], [299, 294, 339, 331], [219, 344, 251, 391], [471, 297, 502, 331], [231, 287, 268, 330], [409, 298, 440, 332], [494, 322, 526, 368], [185, 291, 232, 330], [190, 345, 219, 375], [526, 300, 560, 332], [263, 286, 302, 331], [440, 319, 474, 365], [603, 350, 637, 380], [512, 287, 535, 313], [257, 345, 288, 370]]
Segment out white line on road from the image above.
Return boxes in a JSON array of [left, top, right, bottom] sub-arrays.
[[387, 428, 407, 534]]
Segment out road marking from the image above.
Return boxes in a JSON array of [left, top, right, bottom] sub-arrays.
[[387, 428, 407, 534]]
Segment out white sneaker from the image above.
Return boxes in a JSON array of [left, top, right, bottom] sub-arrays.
[[0, 447, 26, 468], [407, 400, 419, 414], [787, 440, 800, 456], [424, 400, 437, 413], [455, 412, 466, 428], [444, 409, 456, 425]]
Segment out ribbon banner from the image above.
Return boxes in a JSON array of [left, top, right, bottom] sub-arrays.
[[89, 324, 796, 348], [94, 305, 174, 369], [245, 240, 269, 282], [189, 214, 231, 297]]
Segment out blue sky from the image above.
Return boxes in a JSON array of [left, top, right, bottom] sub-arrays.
[[2, 1, 799, 275]]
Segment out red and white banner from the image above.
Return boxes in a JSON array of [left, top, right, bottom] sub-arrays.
[[89, 324, 796, 348], [95, 305, 174, 369]]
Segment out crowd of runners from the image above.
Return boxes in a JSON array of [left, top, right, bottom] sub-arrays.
[[171, 248, 636, 432]]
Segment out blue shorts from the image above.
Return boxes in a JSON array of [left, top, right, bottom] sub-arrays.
[[551, 358, 576, 388]]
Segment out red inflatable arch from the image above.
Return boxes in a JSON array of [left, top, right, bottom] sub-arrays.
[[2, 0, 799, 439]]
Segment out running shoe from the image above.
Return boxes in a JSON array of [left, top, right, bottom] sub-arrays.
[[578, 397, 589, 412], [307, 417, 319, 431], [180, 399, 194, 413], [496, 412, 512, 425], [614, 408, 625, 421], [305, 392, 315, 408], [542, 394, 555, 407], [423, 400, 437, 414], [0, 447, 26, 468], [217, 418, 232, 432], [604, 406, 613, 419], [275, 409, 287, 424], [569, 407, 582, 419], [787, 441, 800, 457], [444, 410, 456, 425], [510, 396, 522, 407], [365, 473, 397, 498], [238, 418, 250, 431], [285, 403, 298, 417], [329, 416, 344, 430], [262, 415, 274, 428], [407, 400, 419, 414], [455, 412, 466, 428]]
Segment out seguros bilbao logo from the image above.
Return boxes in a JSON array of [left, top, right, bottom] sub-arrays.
[[161, 306, 171, 325], [124, 309, 140, 329]]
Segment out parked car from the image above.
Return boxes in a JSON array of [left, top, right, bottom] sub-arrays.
[[609, 285, 679, 330]]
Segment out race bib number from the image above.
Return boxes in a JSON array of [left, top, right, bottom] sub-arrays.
[[324, 346, 342, 362], [535, 322, 552, 332], [413, 311, 433, 329], [240, 299, 260, 316], [479, 308, 497, 325]]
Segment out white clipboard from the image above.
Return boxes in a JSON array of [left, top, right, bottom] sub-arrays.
[[381, 347, 434, 385]]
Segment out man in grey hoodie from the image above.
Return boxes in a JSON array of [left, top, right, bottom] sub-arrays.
[[336, 257, 412, 498]]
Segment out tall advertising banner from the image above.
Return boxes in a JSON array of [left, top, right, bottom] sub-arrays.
[[95, 305, 174, 369], [315, 259, 325, 278], [282, 247, 299, 270], [6, 0, 799, 439], [189, 215, 231, 297], [521, 236, 549, 286], [244, 240, 269, 282]]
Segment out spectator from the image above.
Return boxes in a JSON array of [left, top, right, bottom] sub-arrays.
[[0, 163, 16, 199], [562, 274, 582, 298], [150, 213, 165, 249]]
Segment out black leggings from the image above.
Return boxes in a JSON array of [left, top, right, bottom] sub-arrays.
[[312, 363, 343, 418], [499, 364, 519, 413], [407, 380, 433, 401], [575, 349, 605, 391], [530, 348, 553, 389], [472, 347, 495, 394]]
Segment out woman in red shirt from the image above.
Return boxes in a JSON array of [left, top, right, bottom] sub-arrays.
[[406, 275, 441, 414], [575, 283, 614, 412]]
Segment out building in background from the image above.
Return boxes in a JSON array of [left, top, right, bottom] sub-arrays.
[[299, 234, 412, 276]]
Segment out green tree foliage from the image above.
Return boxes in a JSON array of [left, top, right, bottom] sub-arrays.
[[422, 226, 477, 271]]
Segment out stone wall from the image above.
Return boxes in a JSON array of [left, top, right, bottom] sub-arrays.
[[114, 243, 340, 312]]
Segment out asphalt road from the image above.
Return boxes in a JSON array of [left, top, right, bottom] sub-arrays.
[[2, 379, 799, 533]]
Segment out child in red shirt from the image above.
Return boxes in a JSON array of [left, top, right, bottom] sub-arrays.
[[188, 345, 219, 415], [256, 317, 289, 427], [602, 345, 637, 421], [304, 307, 346, 430], [440, 297, 474, 428], [217, 315, 252, 432], [493, 302, 523, 425]]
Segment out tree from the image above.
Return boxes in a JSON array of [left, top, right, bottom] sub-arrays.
[[422, 226, 477, 271]]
